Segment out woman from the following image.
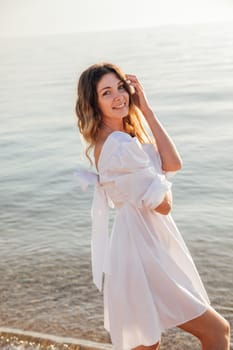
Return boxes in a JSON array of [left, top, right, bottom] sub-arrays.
[[75, 62, 230, 350]]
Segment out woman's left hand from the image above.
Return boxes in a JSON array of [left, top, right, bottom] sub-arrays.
[[125, 74, 151, 114]]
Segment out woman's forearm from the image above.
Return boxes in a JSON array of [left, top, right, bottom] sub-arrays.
[[142, 107, 182, 172]]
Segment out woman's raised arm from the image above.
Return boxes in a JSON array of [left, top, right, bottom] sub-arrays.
[[126, 74, 182, 172]]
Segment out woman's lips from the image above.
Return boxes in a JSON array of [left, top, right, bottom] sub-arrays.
[[113, 102, 126, 109]]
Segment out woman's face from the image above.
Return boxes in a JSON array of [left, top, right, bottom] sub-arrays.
[[97, 72, 129, 122]]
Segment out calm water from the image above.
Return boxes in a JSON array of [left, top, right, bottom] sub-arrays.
[[0, 22, 232, 349]]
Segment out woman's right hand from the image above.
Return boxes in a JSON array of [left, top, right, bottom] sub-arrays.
[[125, 74, 152, 114]]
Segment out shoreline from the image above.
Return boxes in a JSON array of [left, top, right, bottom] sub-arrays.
[[0, 327, 112, 350], [1, 326, 232, 349]]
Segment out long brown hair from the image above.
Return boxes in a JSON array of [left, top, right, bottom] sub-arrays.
[[75, 62, 151, 164]]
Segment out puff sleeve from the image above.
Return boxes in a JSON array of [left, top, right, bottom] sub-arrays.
[[101, 133, 172, 210]]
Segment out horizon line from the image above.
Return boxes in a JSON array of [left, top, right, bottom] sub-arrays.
[[0, 19, 232, 40]]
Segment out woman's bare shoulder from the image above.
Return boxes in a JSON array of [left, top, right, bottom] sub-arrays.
[[94, 135, 108, 170], [94, 141, 103, 164]]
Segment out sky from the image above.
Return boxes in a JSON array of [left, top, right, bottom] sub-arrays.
[[0, 0, 233, 37]]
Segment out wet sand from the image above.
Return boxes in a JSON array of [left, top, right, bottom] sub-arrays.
[[0, 327, 204, 350], [0, 252, 232, 349], [1, 328, 232, 349]]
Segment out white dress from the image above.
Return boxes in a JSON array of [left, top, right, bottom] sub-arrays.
[[76, 131, 210, 350]]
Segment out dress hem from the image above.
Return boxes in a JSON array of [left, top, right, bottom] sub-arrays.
[[104, 302, 210, 350], [175, 302, 210, 328]]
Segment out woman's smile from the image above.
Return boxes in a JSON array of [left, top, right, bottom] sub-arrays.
[[112, 102, 127, 109]]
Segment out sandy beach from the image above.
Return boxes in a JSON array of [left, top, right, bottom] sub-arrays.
[[2, 326, 232, 349], [0, 327, 209, 350], [0, 249, 232, 349], [2, 328, 233, 349]]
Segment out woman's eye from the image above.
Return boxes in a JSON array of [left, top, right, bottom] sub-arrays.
[[103, 90, 110, 96], [119, 85, 125, 90]]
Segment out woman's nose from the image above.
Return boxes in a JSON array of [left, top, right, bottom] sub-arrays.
[[113, 90, 122, 101]]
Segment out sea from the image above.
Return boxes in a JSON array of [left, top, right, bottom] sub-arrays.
[[0, 21, 232, 349]]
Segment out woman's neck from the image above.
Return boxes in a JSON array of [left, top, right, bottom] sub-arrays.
[[100, 120, 125, 134]]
